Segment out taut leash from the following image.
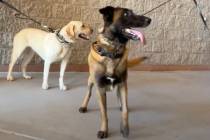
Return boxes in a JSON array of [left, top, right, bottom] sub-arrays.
[[192, 0, 209, 30], [0, 0, 55, 32], [142, 0, 174, 16], [142, 0, 209, 31]]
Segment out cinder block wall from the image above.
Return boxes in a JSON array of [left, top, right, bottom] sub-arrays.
[[0, 0, 210, 66]]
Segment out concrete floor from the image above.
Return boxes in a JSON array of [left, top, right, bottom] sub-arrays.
[[0, 71, 210, 140]]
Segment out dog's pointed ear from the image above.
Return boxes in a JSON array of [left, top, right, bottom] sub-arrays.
[[99, 6, 114, 22], [99, 6, 114, 15], [66, 24, 75, 37]]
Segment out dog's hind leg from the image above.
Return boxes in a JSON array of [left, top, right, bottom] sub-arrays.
[[7, 43, 27, 81], [79, 76, 93, 113], [21, 48, 35, 79]]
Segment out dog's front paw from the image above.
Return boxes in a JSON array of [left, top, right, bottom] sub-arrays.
[[59, 85, 68, 91], [97, 131, 108, 139], [120, 122, 129, 138], [23, 75, 32, 80], [79, 107, 87, 113], [7, 76, 14, 81], [42, 83, 49, 90]]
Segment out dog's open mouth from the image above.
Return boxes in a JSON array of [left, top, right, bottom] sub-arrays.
[[124, 28, 145, 44], [79, 33, 90, 40]]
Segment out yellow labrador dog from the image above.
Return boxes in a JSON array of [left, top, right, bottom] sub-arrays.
[[7, 21, 93, 90]]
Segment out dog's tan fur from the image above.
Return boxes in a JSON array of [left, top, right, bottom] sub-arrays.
[[79, 6, 151, 138], [80, 35, 146, 137]]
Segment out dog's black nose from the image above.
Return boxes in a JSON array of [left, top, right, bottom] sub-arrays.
[[90, 28, 93, 33], [146, 18, 151, 24]]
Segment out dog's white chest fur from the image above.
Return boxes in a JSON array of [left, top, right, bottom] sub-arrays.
[[56, 47, 70, 60], [42, 33, 72, 62]]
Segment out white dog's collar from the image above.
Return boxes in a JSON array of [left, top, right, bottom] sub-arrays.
[[55, 29, 72, 45]]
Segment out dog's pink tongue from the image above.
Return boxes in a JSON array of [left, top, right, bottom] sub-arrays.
[[131, 28, 145, 45]]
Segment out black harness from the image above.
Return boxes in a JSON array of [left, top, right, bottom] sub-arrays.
[[96, 47, 123, 59], [93, 39, 125, 59]]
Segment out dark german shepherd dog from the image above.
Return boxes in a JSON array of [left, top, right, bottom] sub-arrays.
[[79, 6, 151, 139]]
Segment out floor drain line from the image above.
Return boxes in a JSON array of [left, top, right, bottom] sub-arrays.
[[0, 128, 45, 140]]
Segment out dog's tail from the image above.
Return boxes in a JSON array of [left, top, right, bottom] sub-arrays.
[[127, 56, 148, 67]]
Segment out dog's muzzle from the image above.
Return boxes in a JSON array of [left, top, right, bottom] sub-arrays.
[[79, 33, 90, 40]]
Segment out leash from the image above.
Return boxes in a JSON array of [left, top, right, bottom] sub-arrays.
[[192, 0, 209, 30], [0, 0, 55, 32], [142, 0, 174, 15], [142, 0, 209, 31], [0, 0, 71, 45]]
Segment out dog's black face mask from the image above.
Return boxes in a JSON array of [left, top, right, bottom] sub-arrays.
[[99, 6, 151, 42]]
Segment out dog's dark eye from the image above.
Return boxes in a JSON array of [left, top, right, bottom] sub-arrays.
[[124, 11, 132, 17], [124, 12, 128, 17], [82, 24, 85, 28]]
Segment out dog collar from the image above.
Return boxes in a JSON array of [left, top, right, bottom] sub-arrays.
[[92, 42, 124, 59], [55, 29, 72, 45], [90, 43, 128, 63], [91, 44, 105, 62]]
